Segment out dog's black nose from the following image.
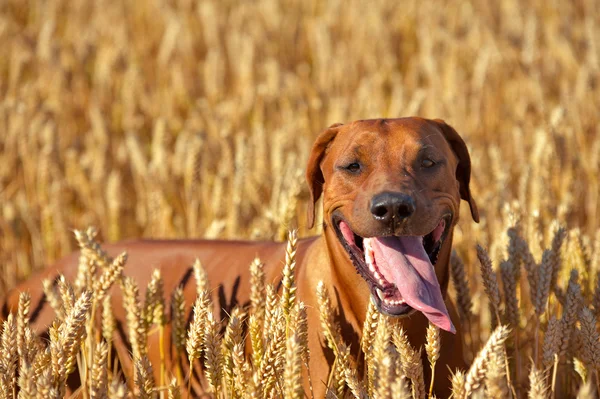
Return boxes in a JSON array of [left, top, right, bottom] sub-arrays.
[[370, 192, 415, 222]]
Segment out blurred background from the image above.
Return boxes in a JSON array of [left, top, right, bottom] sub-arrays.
[[0, 0, 598, 300]]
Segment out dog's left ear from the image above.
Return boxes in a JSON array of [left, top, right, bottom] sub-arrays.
[[434, 119, 480, 223], [306, 122, 344, 229]]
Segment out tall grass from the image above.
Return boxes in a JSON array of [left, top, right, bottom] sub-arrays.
[[2, 227, 600, 398], [0, 0, 599, 397]]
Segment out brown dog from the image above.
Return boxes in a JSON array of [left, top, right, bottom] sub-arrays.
[[2, 117, 479, 397]]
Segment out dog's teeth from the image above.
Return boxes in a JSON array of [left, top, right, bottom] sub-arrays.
[[376, 288, 384, 301]]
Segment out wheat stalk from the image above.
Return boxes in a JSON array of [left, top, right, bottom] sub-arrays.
[[1, 314, 18, 398], [134, 355, 156, 399], [122, 277, 147, 360], [426, 322, 441, 397], [222, 307, 245, 397], [464, 325, 510, 398], [203, 311, 223, 394], [477, 245, 501, 325], [528, 363, 549, 399], [281, 229, 298, 319], [578, 308, 600, 371], [451, 250, 474, 324], [393, 327, 426, 399]]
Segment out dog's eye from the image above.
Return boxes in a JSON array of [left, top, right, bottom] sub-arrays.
[[421, 158, 436, 168], [345, 162, 361, 173]]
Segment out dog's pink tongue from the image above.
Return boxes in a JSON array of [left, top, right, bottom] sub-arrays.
[[370, 236, 455, 333]]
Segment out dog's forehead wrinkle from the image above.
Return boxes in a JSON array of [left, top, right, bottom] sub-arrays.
[[335, 131, 387, 162]]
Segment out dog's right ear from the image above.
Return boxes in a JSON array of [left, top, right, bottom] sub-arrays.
[[433, 119, 480, 223], [306, 123, 344, 229]]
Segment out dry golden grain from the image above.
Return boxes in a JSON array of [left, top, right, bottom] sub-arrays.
[[249, 314, 264, 369], [370, 316, 392, 398], [485, 351, 508, 398], [101, 296, 115, 345], [477, 245, 501, 323], [426, 322, 441, 368], [451, 250, 473, 324], [203, 311, 223, 393], [344, 360, 368, 399], [542, 317, 561, 368], [500, 260, 519, 328], [94, 252, 126, 303], [593, 270, 600, 316], [143, 268, 166, 327], [393, 327, 426, 399], [281, 229, 298, 318], [568, 230, 591, 295], [451, 370, 466, 399], [18, 361, 37, 399], [36, 368, 52, 398], [361, 299, 379, 367], [17, 291, 31, 358], [464, 325, 510, 397], [257, 305, 286, 396], [58, 290, 92, 377], [391, 376, 412, 399], [249, 257, 266, 321], [231, 342, 247, 398], [168, 377, 181, 399], [74, 227, 111, 270], [289, 301, 309, 363], [263, 284, 279, 343], [90, 340, 108, 399], [122, 276, 147, 360], [316, 281, 343, 354], [574, 357, 588, 383], [284, 333, 304, 399], [560, 269, 583, 359], [222, 307, 245, 396], [109, 379, 127, 399], [514, 231, 539, 302], [576, 378, 598, 399], [548, 226, 567, 293], [170, 287, 186, 353], [374, 352, 393, 399], [134, 355, 156, 399], [1, 314, 18, 398], [535, 249, 553, 316], [193, 259, 209, 297], [578, 308, 600, 370], [56, 275, 75, 317], [528, 364, 549, 399], [186, 296, 205, 366]]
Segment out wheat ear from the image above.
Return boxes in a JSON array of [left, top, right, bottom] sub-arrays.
[[393, 327, 426, 399], [528, 363, 549, 399], [426, 323, 441, 397], [281, 229, 298, 318], [464, 325, 510, 398], [477, 245, 502, 324]]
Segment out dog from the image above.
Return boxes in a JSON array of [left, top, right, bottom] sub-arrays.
[[2, 117, 479, 397]]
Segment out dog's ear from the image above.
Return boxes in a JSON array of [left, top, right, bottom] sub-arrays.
[[306, 123, 344, 229], [434, 119, 480, 223]]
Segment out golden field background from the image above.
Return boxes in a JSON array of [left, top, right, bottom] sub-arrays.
[[0, 0, 600, 397]]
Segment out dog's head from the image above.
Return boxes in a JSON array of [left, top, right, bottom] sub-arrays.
[[306, 118, 479, 333]]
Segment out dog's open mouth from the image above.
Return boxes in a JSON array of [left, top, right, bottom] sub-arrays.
[[333, 213, 455, 333]]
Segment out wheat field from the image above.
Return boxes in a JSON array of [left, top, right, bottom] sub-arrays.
[[1, 0, 599, 397]]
